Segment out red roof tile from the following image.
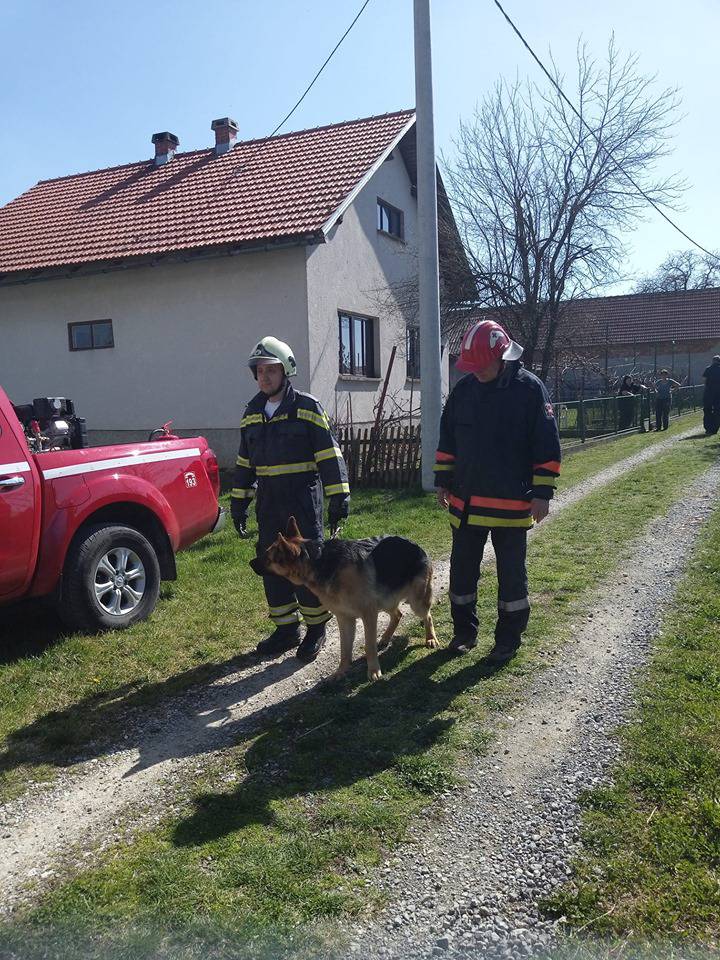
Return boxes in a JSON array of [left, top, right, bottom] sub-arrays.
[[0, 110, 415, 276], [449, 287, 720, 353]]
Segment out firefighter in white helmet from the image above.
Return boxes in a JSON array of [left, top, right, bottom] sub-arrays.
[[231, 336, 350, 662]]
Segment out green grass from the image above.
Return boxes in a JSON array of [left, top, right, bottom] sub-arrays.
[[0, 414, 701, 804], [1, 429, 716, 959], [543, 501, 720, 947]]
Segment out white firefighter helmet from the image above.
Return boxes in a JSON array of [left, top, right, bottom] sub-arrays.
[[247, 336, 297, 378]]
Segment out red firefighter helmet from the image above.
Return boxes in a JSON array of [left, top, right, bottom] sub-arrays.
[[455, 319, 523, 373]]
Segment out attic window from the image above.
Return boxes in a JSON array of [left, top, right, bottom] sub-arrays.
[[377, 198, 404, 240]]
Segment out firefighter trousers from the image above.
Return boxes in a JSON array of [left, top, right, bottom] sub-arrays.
[[704, 391, 720, 435], [256, 509, 331, 632], [449, 524, 530, 651]]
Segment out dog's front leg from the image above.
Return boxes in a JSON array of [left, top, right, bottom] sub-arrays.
[[330, 616, 356, 682], [362, 614, 382, 681]]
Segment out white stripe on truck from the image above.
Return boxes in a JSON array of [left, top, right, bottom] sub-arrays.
[[42, 447, 202, 481], [0, 461, 32, 475]]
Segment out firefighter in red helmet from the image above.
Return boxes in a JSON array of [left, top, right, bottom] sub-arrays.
[[435, 319, 561, 663]]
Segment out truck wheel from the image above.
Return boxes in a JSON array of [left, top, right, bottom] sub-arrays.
[[59, 524, 161, 632]]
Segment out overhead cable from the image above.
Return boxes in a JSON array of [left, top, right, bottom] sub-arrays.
[[492, 0, 720, 263], [269, 0, 373, 138]]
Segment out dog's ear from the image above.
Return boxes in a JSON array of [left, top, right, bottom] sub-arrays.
[[285, 516, 302, 540], [277, 532, 302, 559]]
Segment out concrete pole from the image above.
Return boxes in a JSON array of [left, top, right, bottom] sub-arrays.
[[414, 0, 443, 491]]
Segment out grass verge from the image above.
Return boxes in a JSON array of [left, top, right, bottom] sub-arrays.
[[0, 416, 701, 803], [0, 430, 716, 958], [543, 501, 720, 947]]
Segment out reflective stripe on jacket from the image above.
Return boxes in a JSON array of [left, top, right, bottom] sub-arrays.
[[434, 362, 561, 529], [231, 384, 349, 526]]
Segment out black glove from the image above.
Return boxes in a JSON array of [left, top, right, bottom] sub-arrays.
[[231, 499, 250, 538], [328, 494, 350, 527]]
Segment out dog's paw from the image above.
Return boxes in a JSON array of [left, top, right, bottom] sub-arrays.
[[367, 664, 383, 682], [425, 635, 440, 649], [329, 666, 350, 683]]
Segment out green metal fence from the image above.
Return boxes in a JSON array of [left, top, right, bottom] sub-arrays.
[[557, 385, 703, 446]]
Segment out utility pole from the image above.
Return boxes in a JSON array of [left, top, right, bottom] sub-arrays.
[[414, 0, 442, 491]]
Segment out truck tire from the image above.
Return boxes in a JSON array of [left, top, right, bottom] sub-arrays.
[[58, 523, 161, 632]]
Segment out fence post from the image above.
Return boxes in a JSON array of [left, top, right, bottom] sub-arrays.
[[638, 394, 645, 433], [613, 395, 619, 434], [579, 398, 586, 443]]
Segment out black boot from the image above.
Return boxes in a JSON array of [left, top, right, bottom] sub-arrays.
[[296, 623, 327, 663], [255, 623, 302, 657], [448, 636, 477, 656], [483, 642, 520, 665]]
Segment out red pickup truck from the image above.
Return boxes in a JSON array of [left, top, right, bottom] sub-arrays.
[[0, 387, 224, 632]]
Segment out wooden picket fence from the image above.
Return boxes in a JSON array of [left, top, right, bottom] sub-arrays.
[[336, 424, 421, 488]]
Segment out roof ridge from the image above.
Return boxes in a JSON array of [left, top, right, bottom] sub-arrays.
[[463, 286, 720, 316], [260, 107, 415, 144], [26, 108, 415, 193], [33, 147, 215, 189], [569, 287, 720, 307]]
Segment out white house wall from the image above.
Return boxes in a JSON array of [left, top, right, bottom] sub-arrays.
[[305, 150, 447, 427], [0, 249, 309, 465]]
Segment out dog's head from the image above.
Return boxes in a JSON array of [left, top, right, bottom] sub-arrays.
[[249, 517, 309, 585]]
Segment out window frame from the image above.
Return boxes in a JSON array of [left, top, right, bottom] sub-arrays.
[[406, 326, 420, 380], [338, 311, 378, 378], [68, 319, 115, 352], [376, 197, 404, 241]]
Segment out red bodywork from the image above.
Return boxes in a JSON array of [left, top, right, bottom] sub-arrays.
[[0, 386, 221, 605]]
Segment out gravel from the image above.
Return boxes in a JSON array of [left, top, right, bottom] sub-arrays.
[[335, 461, 720, 959]]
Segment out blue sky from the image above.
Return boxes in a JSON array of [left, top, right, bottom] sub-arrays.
[[1, 0, 718, 290]]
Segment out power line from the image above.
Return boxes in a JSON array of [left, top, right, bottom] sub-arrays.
[[269, 0, 373, 138], [492, 0, 720, 264]]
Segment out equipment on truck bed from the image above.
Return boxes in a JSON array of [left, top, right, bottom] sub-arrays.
[[12, 397, 88, 453]]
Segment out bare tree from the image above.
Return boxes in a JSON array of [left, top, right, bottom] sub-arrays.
[[634, 248, 720, 293], [445, 38, 683, 378]]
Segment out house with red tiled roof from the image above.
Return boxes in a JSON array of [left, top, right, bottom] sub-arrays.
[[0, 111, 465, 463], [447, 288, 720, 397]]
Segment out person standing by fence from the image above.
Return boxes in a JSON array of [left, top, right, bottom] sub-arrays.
[[617, 375, 646, 431], [702, 355, 720, 436], [653, 370, 680, 431], [435, 320, 561, 665]]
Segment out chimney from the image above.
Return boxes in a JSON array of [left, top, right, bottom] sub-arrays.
[[151, 131, 179, 166], [211, 117, 239, 156]]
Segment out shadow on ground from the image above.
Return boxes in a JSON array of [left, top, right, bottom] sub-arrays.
[[0, 646, 296, 784], [171, 637, 506, 848], [0, 600, 69, 665]]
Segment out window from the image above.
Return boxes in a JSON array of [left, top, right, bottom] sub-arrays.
[[68, 319, 114, 351], [406, 327, 420, 380], [377, 198, 404, 239], [339, 312, 376, 377]]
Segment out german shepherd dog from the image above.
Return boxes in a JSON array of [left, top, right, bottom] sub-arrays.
[[250, 518, 438, 681]]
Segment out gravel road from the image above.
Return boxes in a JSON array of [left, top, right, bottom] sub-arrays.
[[337, 460, 720, 960], [0, 425, 704, 918]]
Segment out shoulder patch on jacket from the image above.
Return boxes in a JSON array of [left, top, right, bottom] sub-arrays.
[[545, 401, 555, 418]]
